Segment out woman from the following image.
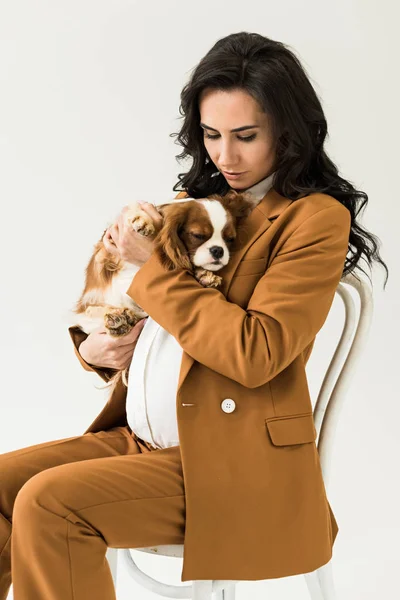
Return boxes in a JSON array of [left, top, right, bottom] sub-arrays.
[[0, 32, 388, 599]]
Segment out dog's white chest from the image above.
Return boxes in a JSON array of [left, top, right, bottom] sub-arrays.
[[104, 263, 141, 308]]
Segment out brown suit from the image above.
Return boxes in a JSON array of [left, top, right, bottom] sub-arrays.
[[68, 186, 350, 581]]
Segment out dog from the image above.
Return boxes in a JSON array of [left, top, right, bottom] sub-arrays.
[[71, 189, 257, 391]]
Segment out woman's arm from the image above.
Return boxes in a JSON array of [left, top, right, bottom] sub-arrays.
[[125, 201, 351, 388], [68, 326, 117, 383]]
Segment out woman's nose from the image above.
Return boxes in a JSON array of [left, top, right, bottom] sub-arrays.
[[218, 143, 239, 166]]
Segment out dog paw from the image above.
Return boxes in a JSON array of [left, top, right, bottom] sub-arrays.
[[125, 208, 155, 237], [193, 268, 223, 288], [104, 307, 138, 336]]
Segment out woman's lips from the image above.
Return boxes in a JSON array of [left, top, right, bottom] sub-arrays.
[[223, 171, 246, 179]]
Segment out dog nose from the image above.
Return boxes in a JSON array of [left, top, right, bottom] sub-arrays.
[[209, 246, 224, 259]]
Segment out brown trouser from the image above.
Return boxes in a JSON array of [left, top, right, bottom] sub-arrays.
[[0, 426, 185, 599]]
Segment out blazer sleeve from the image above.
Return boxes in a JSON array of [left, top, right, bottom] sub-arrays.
[[125, 203, 351, 388], [68, 325, 117, 383]]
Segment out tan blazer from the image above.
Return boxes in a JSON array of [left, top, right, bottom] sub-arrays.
[[69, 186, 350, 581]]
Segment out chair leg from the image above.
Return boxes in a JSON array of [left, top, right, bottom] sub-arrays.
[[192, 580, 213, 599], [106, 547, 118, 588], [192, 581, 236, 600], [304, 559, 336, 600], [223, 583, 236, 599]]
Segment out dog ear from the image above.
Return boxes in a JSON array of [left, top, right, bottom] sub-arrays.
[[153, 207, 193, 272], [208, 190, 255, 219], [95, 235, 122, 276]]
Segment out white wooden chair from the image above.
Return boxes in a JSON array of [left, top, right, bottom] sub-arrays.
[[105, 271, 373, 599]]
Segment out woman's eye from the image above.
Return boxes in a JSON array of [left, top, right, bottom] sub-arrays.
[[204, 133, 256, 142]]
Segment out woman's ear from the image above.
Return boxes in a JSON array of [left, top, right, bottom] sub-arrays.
[[153, 207, 193, 272]]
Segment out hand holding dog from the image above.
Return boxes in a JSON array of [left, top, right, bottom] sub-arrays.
[[103, 203, 163, 266], [79, 318, 148, 370]]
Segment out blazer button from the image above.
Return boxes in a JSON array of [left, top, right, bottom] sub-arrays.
[[221, 398, 236, 413]]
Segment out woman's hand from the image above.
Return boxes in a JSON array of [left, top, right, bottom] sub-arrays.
[[79, 318, 148, 370], [103, 203, 163, 266]]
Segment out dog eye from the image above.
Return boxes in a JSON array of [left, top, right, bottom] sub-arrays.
[[190, 233, 207, 240], [226, 237, 235, 243]]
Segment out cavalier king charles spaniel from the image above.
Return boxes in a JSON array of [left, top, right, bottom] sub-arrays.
[[71, 189, 257, 390]]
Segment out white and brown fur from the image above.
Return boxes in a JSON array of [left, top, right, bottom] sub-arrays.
[[71, 189, 257, 392]]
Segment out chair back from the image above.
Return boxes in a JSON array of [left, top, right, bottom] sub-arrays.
[[313, 272, 374, 488]]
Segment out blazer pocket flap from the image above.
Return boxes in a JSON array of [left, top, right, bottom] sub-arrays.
[[265, 413, 317, 446], [234, 257, 268, 277]]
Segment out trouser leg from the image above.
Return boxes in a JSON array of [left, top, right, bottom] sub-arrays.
[[0, 514, 12, 600], [0, 426, 178, 600], [8, 430, 184, 599], [1, 426, 141, 600]]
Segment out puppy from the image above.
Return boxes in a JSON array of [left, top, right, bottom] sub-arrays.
[[71, 189, 256, 392]]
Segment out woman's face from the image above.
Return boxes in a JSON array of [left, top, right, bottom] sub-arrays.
[[199, 87, 276, 191]]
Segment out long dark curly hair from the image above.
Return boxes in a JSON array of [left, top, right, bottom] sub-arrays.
[[171, 32, 389, 290]]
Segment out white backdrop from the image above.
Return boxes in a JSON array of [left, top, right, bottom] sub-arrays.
[[0, 1, 398, 599]]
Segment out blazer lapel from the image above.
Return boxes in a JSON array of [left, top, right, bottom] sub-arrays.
[[176, 186, 293, 395]]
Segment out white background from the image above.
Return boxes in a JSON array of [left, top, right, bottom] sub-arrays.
[[0, 1, 398, 599]]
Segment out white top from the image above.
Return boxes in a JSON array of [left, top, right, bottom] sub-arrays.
[[125, 172, 276, 448]]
